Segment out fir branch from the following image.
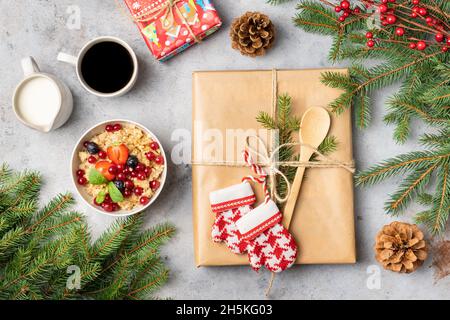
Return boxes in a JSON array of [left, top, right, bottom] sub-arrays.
[[294, 0, 450, 233], [386, 162, 438, 214], [0, 166, 175, 300], [355, 150, 449, 186], [256, 112, 277, 129], [318, 135, 339, 155]]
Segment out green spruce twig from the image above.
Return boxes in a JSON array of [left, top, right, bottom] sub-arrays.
[[0, 164, 175, 300], [294, 0, 450, 234]]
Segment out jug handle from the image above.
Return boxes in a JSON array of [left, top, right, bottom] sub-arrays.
[[21, 57, 40, 77]]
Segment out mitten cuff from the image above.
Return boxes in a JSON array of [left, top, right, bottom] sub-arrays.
[[209, 182, 256, 213], [236, 200, 282, 241]]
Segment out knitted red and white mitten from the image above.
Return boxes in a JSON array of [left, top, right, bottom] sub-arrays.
[[209, 182, 256, 254], [236, 199, 298, 272]]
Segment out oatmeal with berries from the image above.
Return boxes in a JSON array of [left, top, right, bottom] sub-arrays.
[[76, 123, 165, 213]]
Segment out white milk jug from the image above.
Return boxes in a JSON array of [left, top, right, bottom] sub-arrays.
[[12, 57, 73, 132]]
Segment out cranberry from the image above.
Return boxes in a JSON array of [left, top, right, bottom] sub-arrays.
[[395, 27, 405, 36], [105, 124, 114, 132], [340, 0, 350, 9], [108, 165, 118, 175], [442, 46, 449, 52], [76, 169, 85, 177], [136, 163, 145, 172], [113, 123, 122, 131], [102, 202, 113, 212], [418, 7, 427, 16], [365, 32, 373, 39], [154, 155, 164, 165], [338, 16, 345, 22], [98, 151, 107, 159], [386, 14, 397, 24], [150, 180, 160, 191], [116, 164, 125, 173], [335, 6, 342, 12], [112, 203, 120, 211], [353, 7, 360, 13], [125, 166, 133, 173], [137, 172, 146, 181], [88, 156, 97, 164], [104, 194, 112, 203], [131, 171, 138, 178], [379, 4, 388, 13], [77, 177, 87, 185], [435, 33, 444, 42], [140, 196, 150, 205], [343, 11, 349, 18], [117, 173, 127, 181], [409, 42, 417, 49], [144, 167, 152, 177], [134, 187, 143, 196], [150, 142, 159, 150], [124, 180, 134, 189], [367, 40, 375, 48], [416, 41, 427, 50], [83, 141, 90, 148], [93, 198, 102, 206], [145, 152, 156, 161], [123, 188, 132, 198]]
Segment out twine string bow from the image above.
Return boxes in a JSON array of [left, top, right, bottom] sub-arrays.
[[243, 135, 355, 203]]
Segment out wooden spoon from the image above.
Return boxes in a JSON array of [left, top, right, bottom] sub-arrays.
[[282, 107, 331, 229]]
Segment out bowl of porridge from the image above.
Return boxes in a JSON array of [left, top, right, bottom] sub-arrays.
[[71, 119, 167, 216]]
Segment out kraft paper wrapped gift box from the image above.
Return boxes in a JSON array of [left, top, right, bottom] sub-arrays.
[[192, 69, 356, 266]]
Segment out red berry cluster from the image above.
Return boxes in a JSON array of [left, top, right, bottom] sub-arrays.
[[105, 123, 122, 132], [93, 194, 120, 212], [364, 0, 449, 52], [335, 0, 361, 22], [76, 169, 87, 185]]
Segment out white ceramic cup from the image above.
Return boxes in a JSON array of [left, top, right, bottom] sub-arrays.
[[57, 36, 138, 98], [12, 57, 73, 132]]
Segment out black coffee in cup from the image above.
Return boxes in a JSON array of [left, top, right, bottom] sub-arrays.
[[80, 41, 134, 94]]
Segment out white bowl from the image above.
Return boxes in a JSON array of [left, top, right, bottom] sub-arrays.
[[71, 119, 167, 216]]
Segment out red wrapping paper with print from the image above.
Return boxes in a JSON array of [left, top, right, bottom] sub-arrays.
[[123, 0, 222, 61]]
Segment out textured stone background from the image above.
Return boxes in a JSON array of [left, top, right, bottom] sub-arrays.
[[0, 0, 448, 299]]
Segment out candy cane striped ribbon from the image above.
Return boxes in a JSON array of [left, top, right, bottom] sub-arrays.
[[242, 150, 271, 204]]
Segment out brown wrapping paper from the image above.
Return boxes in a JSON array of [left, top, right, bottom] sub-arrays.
[[192, 69, 356, 266]]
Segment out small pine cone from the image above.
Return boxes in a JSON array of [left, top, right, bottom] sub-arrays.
[[230, 12, 275, 57], [375, 221, 428, 273]]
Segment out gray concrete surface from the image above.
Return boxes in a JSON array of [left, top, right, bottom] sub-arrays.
[[1, 0, 449, 299]]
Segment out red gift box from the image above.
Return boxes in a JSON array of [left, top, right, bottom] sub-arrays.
[[123, 0, 222, 61]]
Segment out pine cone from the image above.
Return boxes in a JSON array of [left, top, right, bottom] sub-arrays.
[[230, 12, 275, 57], [375, 221, 428, 273]]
